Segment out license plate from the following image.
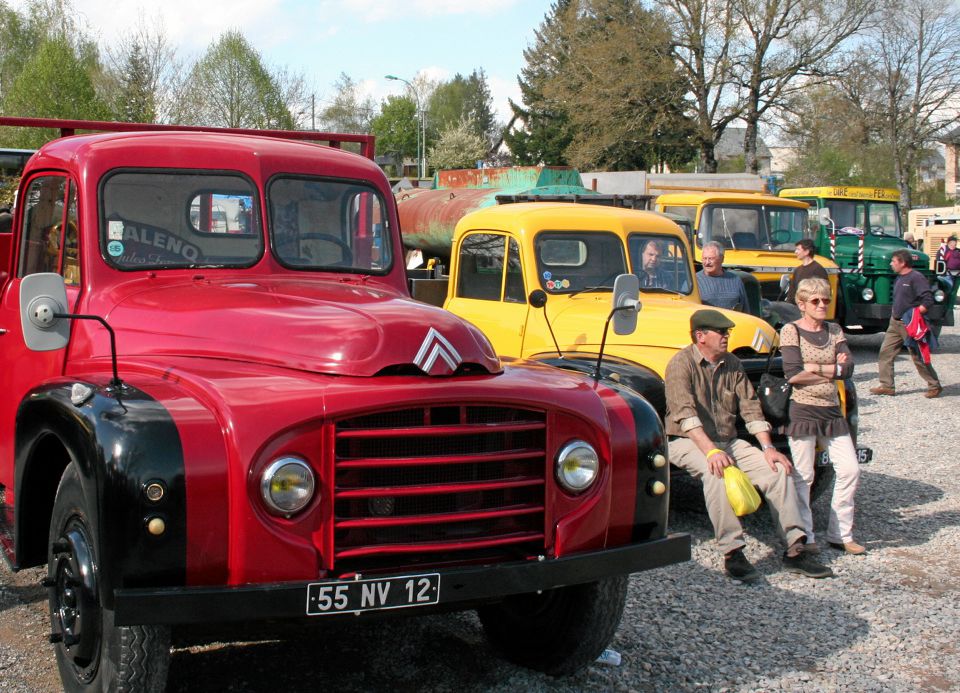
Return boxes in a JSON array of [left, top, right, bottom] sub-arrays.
[[816, 446, 873, 466], [306, 573, 440, 616]]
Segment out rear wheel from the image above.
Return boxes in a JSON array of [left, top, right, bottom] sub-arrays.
[[47, 463, 170, 693], [477, 575, 628, 676]]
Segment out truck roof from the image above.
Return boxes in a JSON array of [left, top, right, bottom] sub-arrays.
[[29, 130, 386, 183], [656, 191, 807, 208], [452, 201, 685, 240]]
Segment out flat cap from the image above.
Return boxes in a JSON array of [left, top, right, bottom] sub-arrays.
[[690, 308, 736, 331]]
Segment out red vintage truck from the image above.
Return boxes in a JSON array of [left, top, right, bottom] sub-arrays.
[[0, 117, 688, 691]]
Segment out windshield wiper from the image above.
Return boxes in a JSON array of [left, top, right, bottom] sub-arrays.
[[640, 286, 685, 295], [566, 271, 621, 298]]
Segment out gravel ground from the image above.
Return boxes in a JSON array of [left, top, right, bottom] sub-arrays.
[[3, 319, 959, 692]]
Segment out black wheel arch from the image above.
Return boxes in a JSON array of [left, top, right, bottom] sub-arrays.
[[15, 380, 187, 605]]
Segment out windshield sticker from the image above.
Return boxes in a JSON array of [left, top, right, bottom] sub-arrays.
[[543, 271, 552, 280], [560, 278, 570, 289], [107, 241, 124, 256], [546, 280, 555, 289], [108, 220, 124, 241]]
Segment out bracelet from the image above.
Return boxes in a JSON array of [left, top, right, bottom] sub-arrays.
[[706, 448, 724, 458], [761, 444, 774, 451]]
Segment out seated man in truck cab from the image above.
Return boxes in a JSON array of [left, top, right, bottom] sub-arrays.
[[638, 239, 671, 289], [696, 241, 750, 311], [665, 309, 833, 582]]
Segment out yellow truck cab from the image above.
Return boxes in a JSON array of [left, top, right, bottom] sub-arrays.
[[655, 191, 840, 319], [444, 203, 778, 395]]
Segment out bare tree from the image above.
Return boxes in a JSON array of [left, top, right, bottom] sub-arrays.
[[659, 0, 743, 172], [319, 72, 376, 133], [731, 0, 876, 174], [101, 14, 178, 122], [871, 0, 960, 210]]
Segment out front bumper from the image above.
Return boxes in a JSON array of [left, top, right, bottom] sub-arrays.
[[113, 534, 691, 626]]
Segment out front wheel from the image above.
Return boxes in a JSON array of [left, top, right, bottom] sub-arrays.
[[477, 575, 628, 676], [47, 463, 171, 693]]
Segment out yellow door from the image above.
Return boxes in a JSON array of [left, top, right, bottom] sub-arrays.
[[445, 232, 530, 357]]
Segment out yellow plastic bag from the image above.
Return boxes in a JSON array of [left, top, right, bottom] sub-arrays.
[[723, 466, 761, 516]]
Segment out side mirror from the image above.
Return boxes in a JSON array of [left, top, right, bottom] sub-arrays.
[[817, 208, 832, 227], [20, 273, 70, 351], [611, 273, 641, 336], [779, 273, 791, 293], [528, 289, 548, 309]]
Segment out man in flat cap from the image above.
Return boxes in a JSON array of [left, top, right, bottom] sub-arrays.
[[665, 308, 832, 582]]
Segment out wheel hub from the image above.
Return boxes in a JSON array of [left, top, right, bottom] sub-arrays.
[[49, 524, 102, 677]]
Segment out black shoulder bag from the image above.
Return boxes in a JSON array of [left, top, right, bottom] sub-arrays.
[[758, 330, 792, 427]]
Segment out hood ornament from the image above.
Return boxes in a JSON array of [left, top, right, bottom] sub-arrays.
[[414, 327, 462, 376]]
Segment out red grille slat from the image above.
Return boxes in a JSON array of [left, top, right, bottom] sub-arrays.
[[331, 405, 548, 571], [336, 421, 545, 439], [337, 449, 544, 469], [335, 532, 546, 560], [335, 504, 544, 529], [336, 477, 544, 499]]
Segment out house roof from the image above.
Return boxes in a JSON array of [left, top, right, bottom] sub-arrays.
[[716, 127, 771, 159]]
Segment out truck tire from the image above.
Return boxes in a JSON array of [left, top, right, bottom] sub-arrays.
[[47, 463, 171, 693], [477, 575, 628, 676]]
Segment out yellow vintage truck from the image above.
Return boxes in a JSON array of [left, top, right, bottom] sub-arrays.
[[655, 190, 841, 320]]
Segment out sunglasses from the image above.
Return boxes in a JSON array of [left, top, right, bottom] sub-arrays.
[[807, 297, 831, 306], [703, 327, 731, 336]]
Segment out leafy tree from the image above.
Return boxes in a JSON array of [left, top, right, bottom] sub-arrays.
[[543, 0, 696, 170], [370, 95, 418, 175], [180, 30, 299, 129], [429, 118, 489, 170], [100, 17, 180, 124], [1, 36, 108, 147], [504, 0, 575, 165], [320, 72, 375, 133], [427, 69, 497, 145]]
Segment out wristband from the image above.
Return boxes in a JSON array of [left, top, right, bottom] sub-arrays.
[[706, 448, 724, 458], [761, 444, 774, 451]]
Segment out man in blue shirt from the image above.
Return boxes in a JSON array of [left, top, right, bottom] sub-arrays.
[[696, 241, 750, 312]]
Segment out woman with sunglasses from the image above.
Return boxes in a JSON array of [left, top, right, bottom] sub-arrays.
[[780, 277, 865, 555]]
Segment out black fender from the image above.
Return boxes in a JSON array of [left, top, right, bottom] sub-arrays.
[[534, 355, 666, 420], [601, 380, 670, 543], [15, 380, 186, 606]]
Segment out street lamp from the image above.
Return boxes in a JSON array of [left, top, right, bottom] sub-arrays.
[[385, 74, 426, 180]]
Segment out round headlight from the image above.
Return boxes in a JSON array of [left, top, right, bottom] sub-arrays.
[[555, 440, 599, 493], [934, 289, 945, 302], [861, 288, 875, 301], [261, 457, 315, 515]]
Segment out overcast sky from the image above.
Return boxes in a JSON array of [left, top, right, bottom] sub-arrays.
[[10, 0, 552, 123]]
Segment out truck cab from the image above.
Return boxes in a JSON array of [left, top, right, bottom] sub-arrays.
[[0, 118, 688, 691]]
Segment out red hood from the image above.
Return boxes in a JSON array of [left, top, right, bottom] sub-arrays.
[[95, 276, 502, 377]]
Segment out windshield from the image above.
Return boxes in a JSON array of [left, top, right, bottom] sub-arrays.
[[700, 204, 809, 251], [102, 170, 262, 269], [268, 176, 391, 273], [824, 199, 902, 238], [534, 231, 627, 293], [627, 233, 693, 294]]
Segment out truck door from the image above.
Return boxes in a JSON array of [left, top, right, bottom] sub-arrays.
[[445, 232, 530, 358], [0, 174, 79, 493]]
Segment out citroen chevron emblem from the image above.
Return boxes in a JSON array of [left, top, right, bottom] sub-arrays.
[[414, 327, 462, 375], [752, 328, 772, 353]]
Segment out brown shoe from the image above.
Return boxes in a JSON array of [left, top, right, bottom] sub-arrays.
[[925, 386, 943, 399], [828, 541, 867, 555], [870, 386, 895, 396]]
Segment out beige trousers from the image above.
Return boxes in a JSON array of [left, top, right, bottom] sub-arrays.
[[669, 437, 807, 555], [789, 434, 860, 544]]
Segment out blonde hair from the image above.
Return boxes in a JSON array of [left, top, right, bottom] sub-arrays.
[[795, 277, 830, 305]]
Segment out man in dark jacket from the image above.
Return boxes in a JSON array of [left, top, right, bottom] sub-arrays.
[[871, 249, 943, 398]]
